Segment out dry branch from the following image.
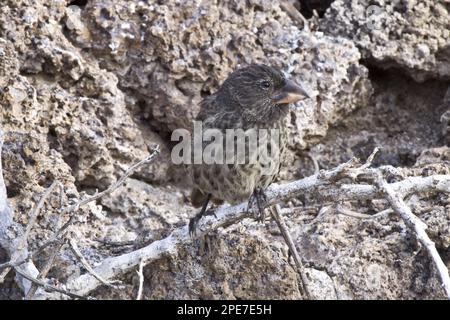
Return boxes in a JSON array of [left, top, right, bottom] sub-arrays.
[[62, 145, 161, 215], [0, 130, 40, 292], [25, 240, 65, 300], [0, 136, 160, 298], [37, 155, 450, 298], [136, 259, 144, 300], [0, 181, 58, 284], [37, 145, 161, 251], [3, 131, 450, 300], [14, 268, 86, 300], [375, 173, 450, 299], [336, 204, 393, 219], [270, 204, 310, 298], [19, 181, 58, 251], [26, 187, 67, 299], [280, 0, 310, 31], [69, 238, 121, 289]]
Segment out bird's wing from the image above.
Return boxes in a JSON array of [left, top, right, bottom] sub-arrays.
[[195, 95, 221, 122], [198, 101, 243, 131]]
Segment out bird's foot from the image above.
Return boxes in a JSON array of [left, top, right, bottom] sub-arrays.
[[188, 215, 200, 238], [189, 208, 216, 238], [189, 194, 212, 238], [247, 188, 268, 223]]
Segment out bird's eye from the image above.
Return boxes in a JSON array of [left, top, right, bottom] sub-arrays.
[[260, 80, 271, 90]]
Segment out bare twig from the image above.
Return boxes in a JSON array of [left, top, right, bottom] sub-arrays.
[[307, 152, 320, 174], [270, 204, 310, 299], [280, 0, 310, 31], [0, 130, 40, 291], [36, 153, 450, 298], [14, 268, 86, 300], [25, 241, 65, 300], [65, 146, 160, 214], [313, 174, 450, 203], [0, 141, 160, 297], [39, 146, 161, 249], [360, 147, 380, 169], [27, 150, 160, 299], [375, 173, 450, 299], [19, 148, 450, 299], [19, 181, 58, 250], [336, 205, 374, 219], [335, 204, 393, 219], [0, 181, 58, 285], [136, 259, 144, 300], [69, 238, 121, 289], [25, 183, 68, 299], [11, 170, 450, 300], [0, 147, 161, 273]]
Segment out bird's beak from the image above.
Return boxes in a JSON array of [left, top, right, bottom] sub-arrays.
[[273, 79, 310, 104]]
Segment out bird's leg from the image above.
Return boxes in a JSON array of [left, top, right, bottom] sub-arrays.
[[189, 193, 212, 237], [247, 188, 268, 223]]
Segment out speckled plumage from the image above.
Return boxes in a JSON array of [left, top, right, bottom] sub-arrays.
[[190, 64, 294, 207]]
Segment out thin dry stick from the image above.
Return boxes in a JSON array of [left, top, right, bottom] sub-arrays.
[[14, 268, 86, 300], [0, 181, 58, 282], [360, 147, 380, 170], [0, 147, 161, 297], [25, 241, 65, 300], [33, 147, 161, 256], [44, 178, 450, 296], [25, 149, 159, 299], [27, 184, 71, 299], [19, 181, 58, 250], [4, 184, 65, 299], [280, 0, 310, 31], [335, 205, 374, 219], [307, 152, 320, 174], [63, 146, 160, 214], [376, 173, 450, 299], [270, 204, 310, 299], [136, 259, 144, 300], [336, 204, 393, 219], [69, 238, 121, 288], [34, 149, 450, 298], [32, 216, 75, 256], [0, 259, 26, 270]]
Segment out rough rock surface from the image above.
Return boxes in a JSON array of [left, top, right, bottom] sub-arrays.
[[0, 0, 449, 300], [64, 0, 372, 152], [321, 0, 450, 82]]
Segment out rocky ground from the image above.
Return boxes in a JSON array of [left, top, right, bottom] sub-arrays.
[[0, 0, 449, 299]]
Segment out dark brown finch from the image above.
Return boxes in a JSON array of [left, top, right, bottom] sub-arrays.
[[189, 64, 309, 235]]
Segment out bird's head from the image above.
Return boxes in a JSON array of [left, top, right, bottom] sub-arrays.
[[218, 64, 310, 124]]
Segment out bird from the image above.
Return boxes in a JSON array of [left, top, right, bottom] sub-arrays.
[[188, 64, 309, 235]]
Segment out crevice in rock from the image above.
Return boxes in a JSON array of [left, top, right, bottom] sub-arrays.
[[67, 0, 88, 8], [130, 97, 174, 144], [360, 57, 450, 83], [302, 66, 450, 175], [297, 0, 335, 18]]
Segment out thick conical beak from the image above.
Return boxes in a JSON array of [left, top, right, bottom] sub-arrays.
[[273, 79, 310, 104]]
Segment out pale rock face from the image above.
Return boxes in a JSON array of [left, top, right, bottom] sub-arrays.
[[0, 0, 449, 299], [321, 0, 450, 82]]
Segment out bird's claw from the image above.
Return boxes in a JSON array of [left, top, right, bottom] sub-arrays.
[[188, 208, 217, 238], [206, 208, 218, 219], [247, 188, 268, 223], [188, 216, 199, 238]]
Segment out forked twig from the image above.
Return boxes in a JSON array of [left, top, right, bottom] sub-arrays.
[[69, 238, 122, 289], [14, 268, 86, 300], [136, 259, 145, 300], [375, 173, 450, 299], [270, 204, 310, 299]]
